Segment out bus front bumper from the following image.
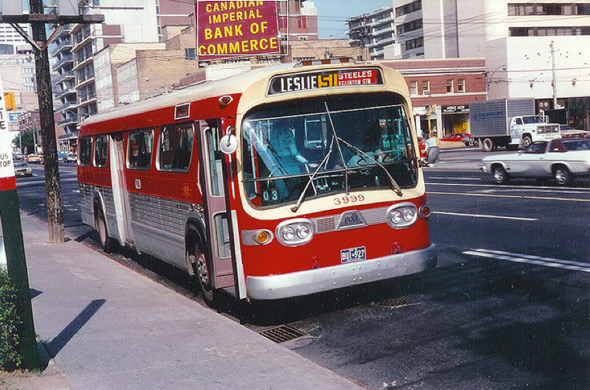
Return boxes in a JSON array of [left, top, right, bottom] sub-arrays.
[[246, 244, 437, 300]]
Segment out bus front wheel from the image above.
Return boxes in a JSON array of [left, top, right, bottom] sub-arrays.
[[95, 205, 115, 253], [191, 242, 214, 305]]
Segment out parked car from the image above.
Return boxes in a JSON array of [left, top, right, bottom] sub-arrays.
[[14, 161, 33, 177], [440, 132, 470, 142], [559, 125, 589, 138], [26, 154, 42, 164], [58, 151, 77, 163], [12, 153, 25, 160], [481, 138, 590, 186]]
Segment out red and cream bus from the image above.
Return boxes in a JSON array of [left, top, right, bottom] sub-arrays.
[[77, 58, 437, 302]]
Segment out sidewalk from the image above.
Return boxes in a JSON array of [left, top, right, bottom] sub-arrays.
[[17, 212, 364, 390]]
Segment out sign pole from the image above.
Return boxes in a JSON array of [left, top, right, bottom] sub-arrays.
[[0, 78, 38, 369]]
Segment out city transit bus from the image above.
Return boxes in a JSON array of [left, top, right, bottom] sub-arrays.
[[77, 58, 437, 303]]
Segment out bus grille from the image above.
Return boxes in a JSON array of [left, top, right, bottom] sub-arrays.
[[315, 216, 336, 233]]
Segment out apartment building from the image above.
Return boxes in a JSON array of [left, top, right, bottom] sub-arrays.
[[392, 0, 590, 129], [50, 0, 195, 152], [346, 7, 397, 60]]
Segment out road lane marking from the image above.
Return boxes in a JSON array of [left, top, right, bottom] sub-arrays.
[[464, 249, 590, 273], [432, 211, 537, 221], [428, 191, 590, 203], [429, 177, 481, 181], [427, 182, 590, 193]]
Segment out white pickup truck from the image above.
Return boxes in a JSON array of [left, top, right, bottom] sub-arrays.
[[470, 98, 561, 152], [508, 115, 561, 148]]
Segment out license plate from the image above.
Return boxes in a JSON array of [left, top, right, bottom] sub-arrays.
[[341, 246, 366, 263]]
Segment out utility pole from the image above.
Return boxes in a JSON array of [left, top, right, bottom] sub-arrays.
[[0, 0, 103, 243], [30, 0, 63, 243], [550, 40, 557, 109]]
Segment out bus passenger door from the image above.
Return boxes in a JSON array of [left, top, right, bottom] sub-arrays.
[[109, 134, 135, 246], [196, 120, 242, 298]]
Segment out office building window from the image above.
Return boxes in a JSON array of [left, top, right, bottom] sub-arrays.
[[405, 37, 424, 50], [395, 0, 422, 17], [397, 19, 423, 35], [446, 79, 454, 93], [297, 16, 307, 29], [185, 48, 196, 60], [410, 81, 418, 95], [508, 3, 590, 16], [509, 26, 590, 36], [458, 79, 465, 93], [422, 80, 430, 94]]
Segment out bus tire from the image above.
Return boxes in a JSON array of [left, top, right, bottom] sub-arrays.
[[482, 138, 495, 152], [188, 237, 215, 305], [95, 204, 115, 253]]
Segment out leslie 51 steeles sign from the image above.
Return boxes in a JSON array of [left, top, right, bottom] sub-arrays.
[[196, 1, 280, 59]]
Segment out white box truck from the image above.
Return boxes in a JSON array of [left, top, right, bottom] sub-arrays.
[[470, 98, 561, 152]]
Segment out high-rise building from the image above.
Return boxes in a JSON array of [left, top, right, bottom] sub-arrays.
[[0, 24, 31, 54], [346, 7, 396, 60], [392, 0, 590, 129]]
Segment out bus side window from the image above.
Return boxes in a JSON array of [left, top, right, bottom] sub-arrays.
[[128, 129, 153, 169], [94, 134, 108, 167], [158, 123, 194, 171], [79, 136, 93, 166], [203, 121, 224, 197]]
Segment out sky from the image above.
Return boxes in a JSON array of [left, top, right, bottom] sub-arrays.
[[313, 0, 393, 39]]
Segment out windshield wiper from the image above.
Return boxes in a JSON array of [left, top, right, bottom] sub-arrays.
[[336, 137, 403, 197], [291, 103, 402, 213], [291, 137, 336, 212]]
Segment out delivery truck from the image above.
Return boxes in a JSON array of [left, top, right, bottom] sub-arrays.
[[470, 98, 561, 152]]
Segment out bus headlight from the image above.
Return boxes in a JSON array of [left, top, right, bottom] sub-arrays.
[[386, 203, 418, 229], [276, 219, 314, 247]]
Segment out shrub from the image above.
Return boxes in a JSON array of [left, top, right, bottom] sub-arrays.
[[0, 269, 23, 371]]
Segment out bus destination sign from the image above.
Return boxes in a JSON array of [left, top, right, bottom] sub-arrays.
[[267, 68, 384, 96]]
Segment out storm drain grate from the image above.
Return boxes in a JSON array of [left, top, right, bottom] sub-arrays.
[[374, 294, 423, 309], [259, 325, 307, 343]]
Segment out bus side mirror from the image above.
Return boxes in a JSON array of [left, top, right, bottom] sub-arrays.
[[220, 134, 238, 154]]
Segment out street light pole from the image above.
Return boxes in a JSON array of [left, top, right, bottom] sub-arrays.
[[550, 40, 557, 108]]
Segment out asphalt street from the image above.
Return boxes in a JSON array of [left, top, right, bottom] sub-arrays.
[[13, 149, 590, 389]]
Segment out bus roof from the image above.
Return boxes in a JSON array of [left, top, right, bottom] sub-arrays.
[[80, 60, 407, 129]]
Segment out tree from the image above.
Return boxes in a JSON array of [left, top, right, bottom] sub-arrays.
[[12, 130, 36, 155]]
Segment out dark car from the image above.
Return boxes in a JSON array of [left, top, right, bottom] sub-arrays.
[[14, 161, 33, 177]]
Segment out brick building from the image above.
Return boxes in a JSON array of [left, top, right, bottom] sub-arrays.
[[382, 58, 487, 137]]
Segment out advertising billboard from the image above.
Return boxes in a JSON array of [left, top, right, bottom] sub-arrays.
[[195, 1, 280, 59]]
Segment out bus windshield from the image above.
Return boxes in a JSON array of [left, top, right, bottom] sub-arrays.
[[242, 93, 418, 208]]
